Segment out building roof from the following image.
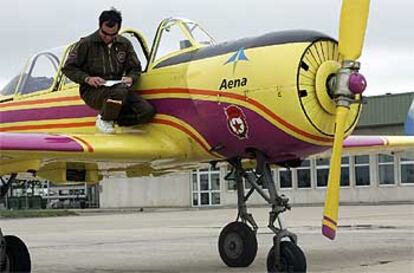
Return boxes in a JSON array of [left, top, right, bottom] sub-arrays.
[[357, 92, 414, 127]]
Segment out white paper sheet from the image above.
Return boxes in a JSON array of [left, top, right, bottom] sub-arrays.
[[102, 80, 123, 87]]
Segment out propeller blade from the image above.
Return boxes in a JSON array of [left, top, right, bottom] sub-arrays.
[[322, 106, 349, 240], [338, 0, 370, 60]]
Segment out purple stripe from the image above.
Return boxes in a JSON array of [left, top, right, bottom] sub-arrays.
[[344, 136, 386, 148], [322, 224, 336, 240], [149, 98, 327, 163], [0, 105, 97, 123], [323, 215, 337, 226], [0, 133, 84, 152]]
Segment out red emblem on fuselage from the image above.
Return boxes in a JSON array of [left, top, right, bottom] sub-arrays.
[[224, 105, 249, 139]]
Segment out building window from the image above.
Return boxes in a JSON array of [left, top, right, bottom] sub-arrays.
[[355, 155, 370, 186], [297, 160, 311, 188], [279, 168, 292, 189], [192, 172, 198, 206], [316, 159, 329, 188], [316, 157, 350, 187], [226, 166, 237, 191], [192, 167, 221, 206], [192, 193, 198, 206], [243, 170, 256, 190], [378, 154, 395, 185], [400, 155, 414, 184], [340, 157, 350, 187]]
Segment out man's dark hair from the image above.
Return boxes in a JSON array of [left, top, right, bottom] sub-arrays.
[[99, 8, 122, 29]]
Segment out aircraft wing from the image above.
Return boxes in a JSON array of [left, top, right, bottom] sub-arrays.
[[0, 124, 218, 181], [316, 135, 414, 158]]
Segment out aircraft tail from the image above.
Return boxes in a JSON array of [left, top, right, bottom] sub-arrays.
[[404, 100, 414, 135]]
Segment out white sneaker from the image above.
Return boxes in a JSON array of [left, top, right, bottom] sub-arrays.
[[96, 115, 115, 134]]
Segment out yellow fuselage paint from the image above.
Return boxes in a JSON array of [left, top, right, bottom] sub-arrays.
[[0, 35, 362, 166]]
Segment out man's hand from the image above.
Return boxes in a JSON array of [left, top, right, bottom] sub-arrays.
[[121, 77, 133, 87], [85, 76, 105, 88]]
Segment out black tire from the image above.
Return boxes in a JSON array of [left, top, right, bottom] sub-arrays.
[[4, 235, 31, 273], [218, 221, 258, 267], [267, 241, 306, 273]]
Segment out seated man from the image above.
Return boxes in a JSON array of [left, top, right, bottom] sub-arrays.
[[62, 8, 155, 133]]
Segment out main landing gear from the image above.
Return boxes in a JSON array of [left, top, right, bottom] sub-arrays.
[[0, 174, 31, 273], [218, 153, 307, 273]]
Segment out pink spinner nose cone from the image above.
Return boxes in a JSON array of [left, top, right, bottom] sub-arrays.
[[348, 72, 367, 94]]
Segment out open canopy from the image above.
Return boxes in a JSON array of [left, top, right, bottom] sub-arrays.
[[0, 17, 215, 99], [150, 17, 216, 67], [0, 46, 67, 97]]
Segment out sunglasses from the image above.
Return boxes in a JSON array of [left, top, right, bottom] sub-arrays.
[[100, 28, 118, 37]]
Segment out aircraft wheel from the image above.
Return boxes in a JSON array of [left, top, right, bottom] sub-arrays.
[[218, 221, 257, 267], [3, 235, 31, 273], [266, 241, 306, 273]]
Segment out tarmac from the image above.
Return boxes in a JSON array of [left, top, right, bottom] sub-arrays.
[[1, 204, 413, 273]]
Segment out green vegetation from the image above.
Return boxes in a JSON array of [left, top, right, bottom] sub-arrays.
[[0, 209, 78, 218]]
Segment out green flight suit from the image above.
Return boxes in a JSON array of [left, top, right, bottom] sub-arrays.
[[62, 31, 155, 124]]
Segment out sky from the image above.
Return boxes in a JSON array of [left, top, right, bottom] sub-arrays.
[[0, 0, 413, 96]]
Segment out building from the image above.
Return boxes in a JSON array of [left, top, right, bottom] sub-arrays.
[[100, 92, 414, 208], [0, 179, 100, 210], [355, 92, 414, 135]]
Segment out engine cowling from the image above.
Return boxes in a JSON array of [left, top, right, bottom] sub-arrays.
[[297, 39, 361, 137]]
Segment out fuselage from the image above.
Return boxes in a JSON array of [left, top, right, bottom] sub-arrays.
[[0, 30, 361, 165]]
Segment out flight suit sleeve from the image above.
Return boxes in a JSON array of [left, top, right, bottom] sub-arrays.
[[124, 42, 141, 84], [62, 40, 90, 84]]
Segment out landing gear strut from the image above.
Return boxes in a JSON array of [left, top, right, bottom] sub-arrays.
[[218, 152, 306, 273], [0, 174, 31, 273]]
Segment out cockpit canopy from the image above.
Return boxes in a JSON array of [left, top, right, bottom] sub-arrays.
[[150, 17, 216, 66], [0, 46, 67, 97], [0, 17, 215, 98]]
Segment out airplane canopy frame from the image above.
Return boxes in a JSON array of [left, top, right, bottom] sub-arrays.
[[0, 17, 215, 100], [148, 17, 216, 70], [0, 50, 62, 99]]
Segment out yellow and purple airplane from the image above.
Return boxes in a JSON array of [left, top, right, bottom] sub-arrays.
[[1, 1, 413, 272]]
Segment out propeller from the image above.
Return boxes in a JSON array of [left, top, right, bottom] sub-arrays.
[[322, 0, 370, 240]]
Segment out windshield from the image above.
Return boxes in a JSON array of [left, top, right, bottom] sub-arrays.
[[154, 20, 190, 62], [0, 46, 66, 96], [1, 75, 20, 96], [184, 22, 215, 46], [152, 18, 215, 64]]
